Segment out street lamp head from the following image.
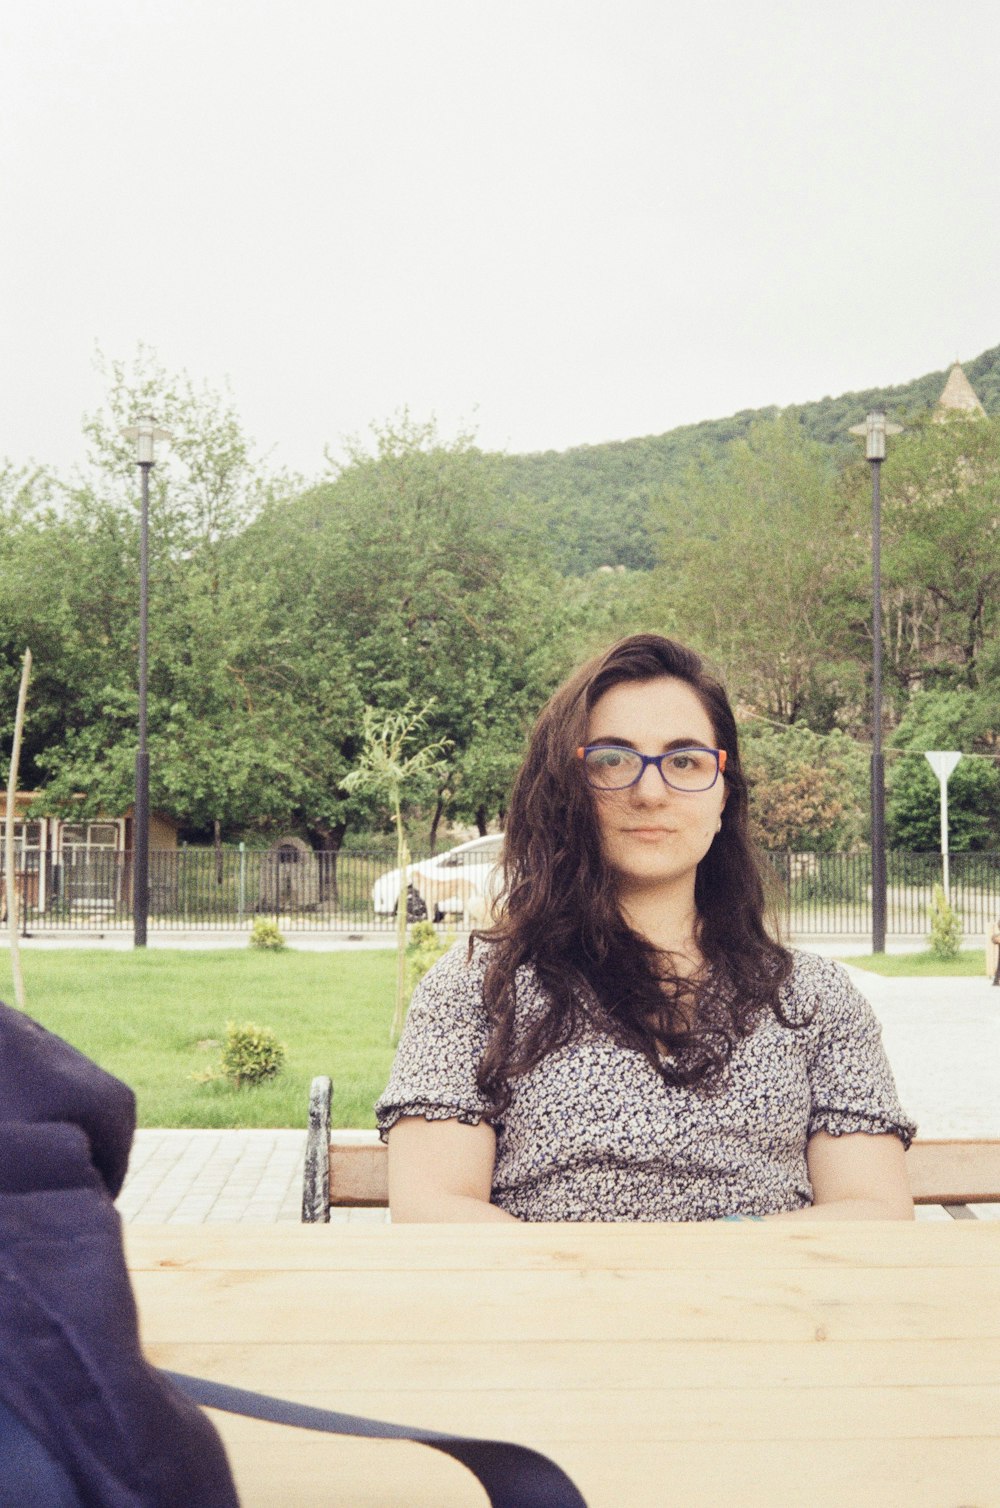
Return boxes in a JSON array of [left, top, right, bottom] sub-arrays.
[[848, 409, 904, 462], [121, 414, 173, 466]]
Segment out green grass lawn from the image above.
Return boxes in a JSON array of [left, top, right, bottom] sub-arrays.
[[8, 942, 988, 1130], [0, 949, 397, 1129], [837, 949, 989, 977]]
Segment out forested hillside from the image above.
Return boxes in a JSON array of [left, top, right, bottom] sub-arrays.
[[489, 343, 1000, 573]]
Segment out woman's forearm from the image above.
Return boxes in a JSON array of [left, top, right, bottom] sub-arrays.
[[766, 1198, 914, 1222], [391, 1192, 521, 1223]]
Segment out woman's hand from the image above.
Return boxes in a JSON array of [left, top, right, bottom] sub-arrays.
[[386, 1115, 520, 1222]]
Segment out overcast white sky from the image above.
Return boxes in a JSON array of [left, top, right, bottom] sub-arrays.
[[2, 0, 998, 481]]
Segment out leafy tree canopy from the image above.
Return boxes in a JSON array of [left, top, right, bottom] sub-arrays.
[[647, 417, 865, 726], [879, 413, 1000, 694], [887, 690, 1000, 851], [741, 720, 869, 852]]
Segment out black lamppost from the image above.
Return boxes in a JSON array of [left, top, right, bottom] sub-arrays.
[[849, 409, 902, 954], [121, 415, 170, 947]]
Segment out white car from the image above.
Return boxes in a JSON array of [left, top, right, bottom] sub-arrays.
[[372, 834, 504, 921]]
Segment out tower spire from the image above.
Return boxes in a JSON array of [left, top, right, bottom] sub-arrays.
[[934, 362, 985, 419]]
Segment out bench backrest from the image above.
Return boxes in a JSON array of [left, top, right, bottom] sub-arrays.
[[301, 1076, 1000, 1221], [905, 1137, 1000, 1207], [329, 1139, 389, 1206]]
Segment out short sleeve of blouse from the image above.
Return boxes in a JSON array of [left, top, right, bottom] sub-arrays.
[[374, 943, 497, 1140], [789, 953, 917, 1148]]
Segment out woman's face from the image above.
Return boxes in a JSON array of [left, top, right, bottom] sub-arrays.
[[584, 675, 727, 901]]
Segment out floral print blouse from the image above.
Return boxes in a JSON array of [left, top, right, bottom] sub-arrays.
[[375, 943, 916, 1222]]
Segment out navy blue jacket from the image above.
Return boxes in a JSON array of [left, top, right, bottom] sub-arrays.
[[0, 1000, 239, 1507]]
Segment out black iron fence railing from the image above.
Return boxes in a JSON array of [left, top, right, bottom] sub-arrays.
[[764, 850, 1000, 939], [5, 848, 999, 938]]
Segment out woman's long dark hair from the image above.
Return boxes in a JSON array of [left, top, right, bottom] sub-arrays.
[[474, 633, 795, 1113]]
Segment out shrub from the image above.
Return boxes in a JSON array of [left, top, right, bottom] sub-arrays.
[[743, 723, 868, 853], [405, 921, 453, 1003], [219, 1020, 286, 1088], [927, 884, 962, 961], [249, 919, 286, 951]]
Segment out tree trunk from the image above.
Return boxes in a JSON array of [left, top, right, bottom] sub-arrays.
[[391, 801, 408, 1043], [214, 820, 223, 885], [310, 821, 347, 904], [5, 649, 31, 1009], [428, 795, 445, 855], [475, 805, 487, 837]]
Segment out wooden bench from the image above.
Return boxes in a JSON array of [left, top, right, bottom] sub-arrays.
[[301, 1074, 1000, 1223]]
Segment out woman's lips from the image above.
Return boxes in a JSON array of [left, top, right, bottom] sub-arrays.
[[622, 827, 675, 839]]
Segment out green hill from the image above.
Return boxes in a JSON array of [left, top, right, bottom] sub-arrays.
[[489, 343, 1000, 574]]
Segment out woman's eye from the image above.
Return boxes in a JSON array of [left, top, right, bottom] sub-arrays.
[[668, 753, 693, 770]]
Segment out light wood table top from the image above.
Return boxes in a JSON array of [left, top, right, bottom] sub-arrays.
[[126, 1222, 1000, 1508]]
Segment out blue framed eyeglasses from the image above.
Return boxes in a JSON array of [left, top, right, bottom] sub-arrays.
[[576, 744, 727, 792]]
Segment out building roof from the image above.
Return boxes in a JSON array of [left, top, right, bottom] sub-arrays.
[[934, 362, 985, 419]]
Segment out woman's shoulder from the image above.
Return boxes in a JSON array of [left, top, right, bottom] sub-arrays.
[[784, 948, 854, 989], [777, 949, 868, 1027], [414, 939, 550, 1020], [394, 941, 495, 1050], [416, 938, 492, 1000]]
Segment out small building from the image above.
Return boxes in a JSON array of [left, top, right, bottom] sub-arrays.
[[257, 835, 321, 912], [0, 792, 178, 916]]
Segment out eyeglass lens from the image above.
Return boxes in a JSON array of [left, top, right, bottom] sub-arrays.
[[584, 747, 719, 790]]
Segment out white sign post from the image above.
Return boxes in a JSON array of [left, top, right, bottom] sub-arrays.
[[924, 751, 962, 902]]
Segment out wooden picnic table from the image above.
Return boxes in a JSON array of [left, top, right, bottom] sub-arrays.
[[126, 1221, 1000, 1508]]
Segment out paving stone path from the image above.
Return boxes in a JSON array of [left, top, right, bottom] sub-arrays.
[[117, 1129, 390, 1226]]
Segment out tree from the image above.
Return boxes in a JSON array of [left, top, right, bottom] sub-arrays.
[[249, 415, 573, 845], [879, 412, 1000, 695], [77, 346, 274, 554], [341, 702, 451, 1038], [741, 721, 869, 852], [20, 351, 303, 841], [886, 690, 1000, 852], [654, 418, 865, 726], [0, 465, 70, 787]]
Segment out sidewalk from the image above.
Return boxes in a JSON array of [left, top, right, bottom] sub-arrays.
[[113, 965, 1000, 1226], [4, 929, 977, 953], [117, 1128, 389, 1227], [838, 966, 1000, 1141], [2, 930, 398, 952]]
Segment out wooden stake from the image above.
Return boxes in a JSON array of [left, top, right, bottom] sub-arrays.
[[5, 648, 32, 1009]]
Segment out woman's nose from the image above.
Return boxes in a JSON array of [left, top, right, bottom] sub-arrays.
[[630, 763, 670, 799]]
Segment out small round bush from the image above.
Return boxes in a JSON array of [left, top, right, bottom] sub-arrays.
[[220, 1021, 286, 1088], [249, 919, 286, 951]]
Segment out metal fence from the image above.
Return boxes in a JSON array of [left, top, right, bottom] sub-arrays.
[[765, 850, 1000, 939], [11, 846, 416, 933], [7, 846, 1000, 938]]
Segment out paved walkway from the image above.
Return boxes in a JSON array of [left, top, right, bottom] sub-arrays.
[[842, 968, 1000, 1141], [113, 965, 1000, 1226], [117, 1128, 391, 1226]]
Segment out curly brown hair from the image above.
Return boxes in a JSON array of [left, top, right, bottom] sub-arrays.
[[474, 633, 795, 1113]]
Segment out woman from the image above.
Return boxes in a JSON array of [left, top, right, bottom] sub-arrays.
[[376, 634, 915, 1223]]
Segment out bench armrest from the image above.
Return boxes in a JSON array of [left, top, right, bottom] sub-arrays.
[[301, 1076, 332, 1223]]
